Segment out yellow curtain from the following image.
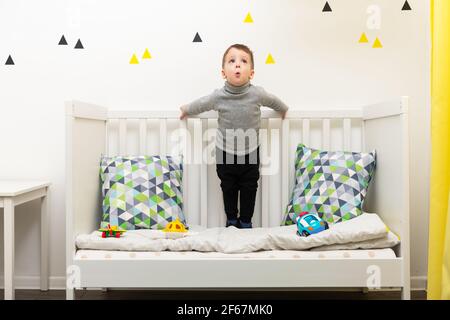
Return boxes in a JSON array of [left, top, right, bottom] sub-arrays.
[[428, 0, 450, 300]]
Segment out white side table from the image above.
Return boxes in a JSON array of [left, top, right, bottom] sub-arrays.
[[0, 181, 50, 300]]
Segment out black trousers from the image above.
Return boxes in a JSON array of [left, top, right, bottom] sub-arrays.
[[216, 147, 260, 223]]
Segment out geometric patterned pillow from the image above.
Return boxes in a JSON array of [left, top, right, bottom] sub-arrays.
[[281, 144, 376, 226], [100, 155, 186, 230]]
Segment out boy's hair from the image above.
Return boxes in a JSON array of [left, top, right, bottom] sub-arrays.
[[222, 44, 254, 69]]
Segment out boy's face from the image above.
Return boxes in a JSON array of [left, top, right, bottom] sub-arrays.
[[222, 47, 254, 87]]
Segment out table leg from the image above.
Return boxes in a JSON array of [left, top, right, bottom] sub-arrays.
[[4, 198, 15, 300], [40, 191, 49, 291]]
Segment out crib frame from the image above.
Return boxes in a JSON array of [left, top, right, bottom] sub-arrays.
[[65, 97, 410, 299]]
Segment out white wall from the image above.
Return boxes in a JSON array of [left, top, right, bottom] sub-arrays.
[[0, 0, 430, 289]]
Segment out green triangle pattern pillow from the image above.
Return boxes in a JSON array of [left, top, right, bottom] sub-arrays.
[[100, 155, 186, 230], [282, 144, 376, 226]]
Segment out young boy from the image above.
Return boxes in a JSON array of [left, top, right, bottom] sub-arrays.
[[179, 44, 288, 228]]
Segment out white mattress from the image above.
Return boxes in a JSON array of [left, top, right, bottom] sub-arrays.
[[75, 248, 396, 260]]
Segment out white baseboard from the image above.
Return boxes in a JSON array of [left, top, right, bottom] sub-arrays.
[[0, 276, 427, 292], [0, 276, 66, 290]]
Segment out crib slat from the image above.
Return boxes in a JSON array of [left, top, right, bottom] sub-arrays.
[[322, 119, 330, 150], [192, 119, 206, 227], [361, 120, 366, 151], [302, 119, 310, 146], [179, 119, 189, 221], [288, 120, 299, 200], [119, 119, 127, 155], [159, 119, 167, 155], [200, 119, 208, 227], [290, 119, 303, 202], [105, 120, 110, 156], [139, 119, 147, 155], [281, 119, 290, 223], [193, 119, 203, 166], [261, 174, 269, 227], [205, 119, 216, 166], [343, 118, 352, 151], [260, 119, 269, 227]]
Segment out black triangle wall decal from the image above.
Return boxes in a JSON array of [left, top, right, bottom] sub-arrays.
[[323, 1, 332, 12], [59, 35, 68, 45], [74, 39, 84, 49], [193, 32, 202, 42], [5, 55, 14, 65], [402, 1, 412, 10]]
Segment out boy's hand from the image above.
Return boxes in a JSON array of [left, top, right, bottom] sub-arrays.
[[179, 105, 188, 120]]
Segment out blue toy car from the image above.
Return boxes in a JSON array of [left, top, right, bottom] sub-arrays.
[[295, 212, 329, 237]]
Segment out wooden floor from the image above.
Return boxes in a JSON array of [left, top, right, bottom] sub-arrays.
[[2, 289, 427, 300]]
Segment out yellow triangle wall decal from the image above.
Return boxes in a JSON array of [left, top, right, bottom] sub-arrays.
[[265, 53, 275, 64], [372, 37, 383, 48], [142, 48, 152, 59], [130, 54, 139, 64], [359, 33, 369, 43], [244, 12, 254, 23]]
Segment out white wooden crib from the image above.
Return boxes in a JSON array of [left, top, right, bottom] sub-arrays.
[[65, 97, 410, 299]]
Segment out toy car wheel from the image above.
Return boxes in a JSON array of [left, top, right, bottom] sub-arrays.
[[296, 231, 301, 236], [302, 231, 310, 237], [324, 222, 329, 230]]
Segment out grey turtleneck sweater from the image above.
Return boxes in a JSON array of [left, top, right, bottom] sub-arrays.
[[185, 81, 289, 155]]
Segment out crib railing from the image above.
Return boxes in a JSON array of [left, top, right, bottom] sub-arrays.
[[105, 109, 364, 228]]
